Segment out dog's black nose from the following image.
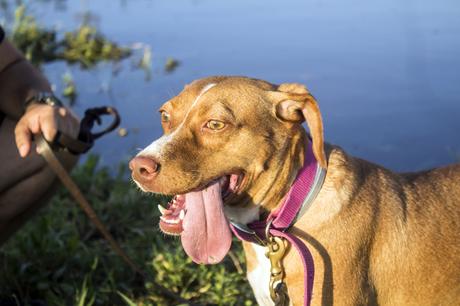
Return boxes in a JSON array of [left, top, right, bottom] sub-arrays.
[[129, 156, 160, 182]]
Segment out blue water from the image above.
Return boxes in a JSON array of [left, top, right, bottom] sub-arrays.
[[2, 0, 460, 171]]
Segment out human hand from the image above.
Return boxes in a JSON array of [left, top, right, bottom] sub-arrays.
[[14, 104, 80, 157]]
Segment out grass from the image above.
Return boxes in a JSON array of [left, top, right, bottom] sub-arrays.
[[0, 156, 256, 305]]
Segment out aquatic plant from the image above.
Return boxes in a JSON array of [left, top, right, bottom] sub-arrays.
[[9, 5, 59, 65], [10, 5, 131, 68], [165, 57, 180, 73], [62, 72, 77, 105]]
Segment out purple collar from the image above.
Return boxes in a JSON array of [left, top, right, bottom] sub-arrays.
[[229, 139, 326, 243], [230, 140, 326, 306]]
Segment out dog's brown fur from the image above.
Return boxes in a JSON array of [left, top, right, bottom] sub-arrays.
[[132, 76, 460, 305]]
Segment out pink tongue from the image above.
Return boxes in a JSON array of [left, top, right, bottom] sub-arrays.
[[181, 181, 232, 264]]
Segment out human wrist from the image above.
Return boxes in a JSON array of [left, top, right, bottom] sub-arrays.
[[24, 92, 63, 112]]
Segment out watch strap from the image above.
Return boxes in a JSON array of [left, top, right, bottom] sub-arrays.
[[24, 92, 64, 110]]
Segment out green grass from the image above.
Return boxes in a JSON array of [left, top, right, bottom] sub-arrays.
[[0, 156, 256, 305]]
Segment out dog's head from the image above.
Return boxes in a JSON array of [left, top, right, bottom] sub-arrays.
[[130, 76, 326, 264]]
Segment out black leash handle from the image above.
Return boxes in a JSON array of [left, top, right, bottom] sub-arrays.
[[54, 106, 121, 154], [80, 106, 121, 141]]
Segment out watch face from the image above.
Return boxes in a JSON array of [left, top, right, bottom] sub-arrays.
[[44, 97, 58, 106]]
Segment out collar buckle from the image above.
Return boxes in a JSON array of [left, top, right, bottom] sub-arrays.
[[230, 221, 267, 246]]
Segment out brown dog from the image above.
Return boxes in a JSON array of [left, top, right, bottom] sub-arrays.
[[130, 76, 460, 305]]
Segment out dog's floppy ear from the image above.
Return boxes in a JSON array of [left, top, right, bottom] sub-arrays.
[[270, 83, 327, 168]]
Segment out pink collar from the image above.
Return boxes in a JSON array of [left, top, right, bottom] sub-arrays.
[[268, 139, 326, 228], [230, 140, 326, 306]]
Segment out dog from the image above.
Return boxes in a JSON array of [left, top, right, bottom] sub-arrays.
[[130, 76, 460, 305]]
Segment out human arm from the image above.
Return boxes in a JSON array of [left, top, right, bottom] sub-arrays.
[[0, 27, 79, 157]]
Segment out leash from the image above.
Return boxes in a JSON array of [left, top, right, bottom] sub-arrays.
[[36, 107, 145, 275], [38, 136, 145, 273], [230, 140, 326, 306], [36, 107, 193, 304]]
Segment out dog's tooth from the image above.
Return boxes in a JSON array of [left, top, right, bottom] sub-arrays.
[[158, 204, 166, 215], [160, 216, 180, 224], [208, 256, 217, 264], [179, 210, 185, 220]]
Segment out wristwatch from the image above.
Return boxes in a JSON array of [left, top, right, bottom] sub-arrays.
[[24, 92, 64, 110]]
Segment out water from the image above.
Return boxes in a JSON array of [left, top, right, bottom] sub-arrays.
[[2, 0, 460, 171]]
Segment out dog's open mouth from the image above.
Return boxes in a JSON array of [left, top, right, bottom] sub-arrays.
[[157, 173, 244, 264]]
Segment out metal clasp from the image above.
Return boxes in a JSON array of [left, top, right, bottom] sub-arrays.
[[265, 220, 289, 305]]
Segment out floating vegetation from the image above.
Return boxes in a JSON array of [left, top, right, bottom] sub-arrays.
[[165, 57, 179, 73], [9, 5, 131, 68], [61, 72, 77, 105], [9, 6, 58, 65], [4, 5, 180, 80], [132, 43, 153, 80], [61, 25, 130, 68], [117, 127, 128, 137]]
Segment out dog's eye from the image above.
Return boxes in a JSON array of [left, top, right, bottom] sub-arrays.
[[160, 111, 170, 123], [206, 120, 226, 131]]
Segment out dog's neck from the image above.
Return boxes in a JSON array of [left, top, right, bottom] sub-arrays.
[[230, 130, 326, 246], [226, 128, 311, 224]]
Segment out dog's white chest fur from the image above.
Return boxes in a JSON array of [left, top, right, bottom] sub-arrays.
[[247, 243, 275, 306]]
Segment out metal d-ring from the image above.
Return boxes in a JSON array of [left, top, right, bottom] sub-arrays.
[[265, 218, 275, 243]]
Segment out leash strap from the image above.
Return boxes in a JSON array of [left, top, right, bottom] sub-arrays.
[[271, 229, 314, 306], [36, 106, 141, 273], [231, 222, 314, 306]]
